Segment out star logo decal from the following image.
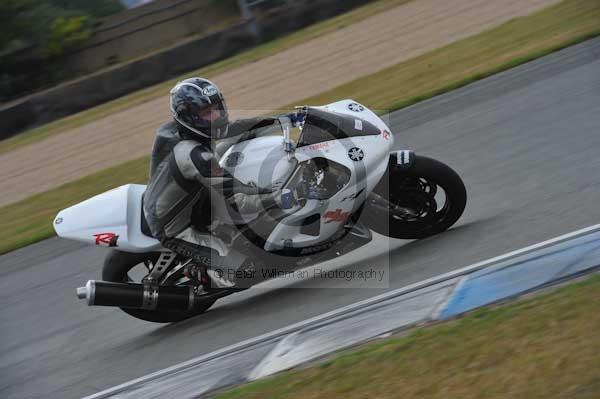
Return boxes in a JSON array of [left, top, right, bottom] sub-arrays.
[[348, 102, 364, 112], [348, 147, 364, 162]]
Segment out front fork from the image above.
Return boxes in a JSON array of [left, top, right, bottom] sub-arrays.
[[390, 150, 416, 170]]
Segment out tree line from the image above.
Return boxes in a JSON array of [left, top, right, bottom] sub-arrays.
[[1, 0, 125, 102]]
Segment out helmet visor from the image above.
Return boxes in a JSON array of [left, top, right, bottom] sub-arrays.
[[196, 103, 225, 124]]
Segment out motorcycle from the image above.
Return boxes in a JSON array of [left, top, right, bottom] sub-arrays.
[[55, 100, 466, 323]]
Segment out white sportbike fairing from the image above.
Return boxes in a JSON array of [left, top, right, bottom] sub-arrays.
[[57, 100, 466, 323], [54, 184, 160, 253]]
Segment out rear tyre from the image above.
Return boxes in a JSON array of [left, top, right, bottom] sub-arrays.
[[102, 250, 215, 323], [363, 155, 466, 239]]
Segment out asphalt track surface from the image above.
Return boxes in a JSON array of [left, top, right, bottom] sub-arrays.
[[1, 38, 600, 399]]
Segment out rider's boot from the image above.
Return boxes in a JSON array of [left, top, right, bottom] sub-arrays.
[[161, 228, 238, 289]]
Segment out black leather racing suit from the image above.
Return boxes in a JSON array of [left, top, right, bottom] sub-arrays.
[[143, 117, 280, 264]]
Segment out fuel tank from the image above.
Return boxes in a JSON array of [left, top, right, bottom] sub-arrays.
[[219, 135, 296, 191]]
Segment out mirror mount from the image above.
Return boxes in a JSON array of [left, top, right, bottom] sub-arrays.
[[283, 125, 296, 162]]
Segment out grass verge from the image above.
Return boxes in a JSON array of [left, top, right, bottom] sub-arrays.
[[0, 0, 410, 155], [1, 0, 599, 255], [216, 274, 600, 399]]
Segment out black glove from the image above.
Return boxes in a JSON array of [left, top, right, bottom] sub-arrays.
[[288, 112, 306, 127]]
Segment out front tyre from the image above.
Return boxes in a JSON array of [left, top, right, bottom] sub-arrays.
[[102, 250, 215, 323], [363, 155, 466, 239]]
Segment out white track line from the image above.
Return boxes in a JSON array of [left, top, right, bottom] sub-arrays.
[[86, 223, 600, 399]]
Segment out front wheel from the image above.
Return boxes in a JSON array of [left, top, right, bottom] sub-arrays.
[[102, 250, 215, 323], [363, 155, 466, 239]]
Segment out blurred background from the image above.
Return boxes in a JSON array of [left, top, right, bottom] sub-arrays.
[[1, 0, 247, 102], [0, 0, 371, 138]]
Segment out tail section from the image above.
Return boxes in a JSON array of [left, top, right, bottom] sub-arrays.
[[54, 184, 161, 253]]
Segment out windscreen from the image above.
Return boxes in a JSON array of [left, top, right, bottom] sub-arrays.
[[298, 108, 380, 147]]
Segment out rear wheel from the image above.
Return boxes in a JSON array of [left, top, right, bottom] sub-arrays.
[[102, 250, 215, 323], [363, 155, 466, 239]]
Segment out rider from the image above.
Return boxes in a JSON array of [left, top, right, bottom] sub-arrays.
[[143, 77, 296, 267]]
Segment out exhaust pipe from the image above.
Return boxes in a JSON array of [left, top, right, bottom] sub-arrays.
[[76, 280, 199, 311]]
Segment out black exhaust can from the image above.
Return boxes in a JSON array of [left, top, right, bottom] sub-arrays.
[[77, 280, 195, 311]]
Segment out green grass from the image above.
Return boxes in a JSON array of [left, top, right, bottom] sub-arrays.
[[216, 274, 600, 399], [1, 0, 600, 255], [0, 0, 411, 155]]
